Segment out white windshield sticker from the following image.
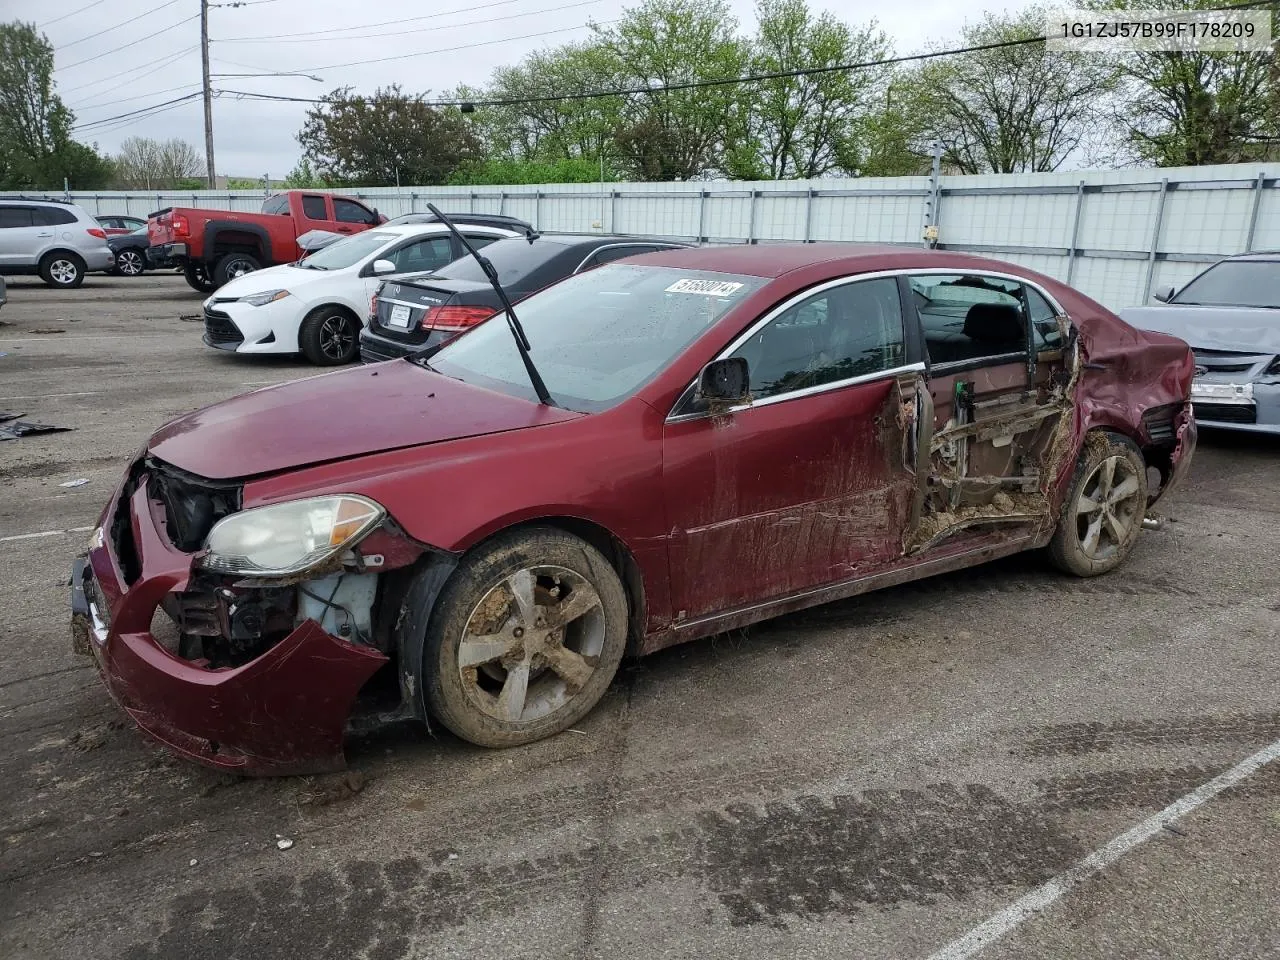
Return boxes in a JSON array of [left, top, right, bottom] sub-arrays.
[[665, 278, 744, 296]]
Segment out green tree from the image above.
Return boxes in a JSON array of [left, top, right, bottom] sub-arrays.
[[297, 85, 481, 186], [447, 156, 617, 185], [601, 0, 753, 180], [913, 8, 1119, 173], [1087, 0, 1279, 166], [858, 78, 934, 177], [283, 157, 328, 188], [749, 0, 890, 178], [0, 21, 111, 189]]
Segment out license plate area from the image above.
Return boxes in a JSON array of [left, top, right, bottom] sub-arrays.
[[388, 304, 412, 329], [1190, 380, 1253, 406]]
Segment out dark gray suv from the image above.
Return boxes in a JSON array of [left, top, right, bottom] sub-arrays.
[[0, 199, 115, 288]]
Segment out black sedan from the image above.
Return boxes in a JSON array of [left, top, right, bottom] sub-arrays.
[[360, 234, 686, 362], [107, 226, 175, 277]]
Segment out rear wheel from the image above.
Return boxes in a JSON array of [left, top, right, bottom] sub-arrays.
[[115, 248, 146, 277], [183, 262, 216, 293], [39, 251, 85, 288], [1048, 431, 1148, 577], [423, 528, 629, 748], [213, 252, 261, 287], [298, 306, 360, 365]]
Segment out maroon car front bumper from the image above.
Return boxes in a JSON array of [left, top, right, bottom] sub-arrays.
[[71, 482, 387, 776]]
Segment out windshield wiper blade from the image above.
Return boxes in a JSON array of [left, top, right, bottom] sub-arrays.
[[425, 203, 555, 407]]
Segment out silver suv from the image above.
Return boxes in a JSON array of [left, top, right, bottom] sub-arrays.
[[0, 199, 115, 288]]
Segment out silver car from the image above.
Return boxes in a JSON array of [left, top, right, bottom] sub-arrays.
[[1122, 252, 1280, 434], [0, 199, 115, 288]]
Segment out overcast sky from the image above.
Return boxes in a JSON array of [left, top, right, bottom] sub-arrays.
[[35, 0, 1036, 179]]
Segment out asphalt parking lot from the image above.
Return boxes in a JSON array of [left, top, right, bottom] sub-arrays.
[[2, 273, 1278, 960]]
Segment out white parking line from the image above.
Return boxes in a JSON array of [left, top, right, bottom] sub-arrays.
[[927, 738, 1280, 960], [0, 392, 102, 401], [0, 526, 95, 544], [0, 334, 174, 342]]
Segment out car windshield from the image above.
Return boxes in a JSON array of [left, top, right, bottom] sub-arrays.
[[1172, 261, 1280, 309], [427, 264, 765, 411], [296, 230, 396, 270], [429, 237, 565, 285]]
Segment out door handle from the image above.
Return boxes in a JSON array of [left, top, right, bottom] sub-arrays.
[[337, 226, 353, 233], [37, 232, 53, 238]]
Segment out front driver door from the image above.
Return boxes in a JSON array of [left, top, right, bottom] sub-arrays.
[[661, 275, 926, 623]]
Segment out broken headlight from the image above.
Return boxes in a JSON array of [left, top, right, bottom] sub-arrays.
[[200, 495, 384, 576]]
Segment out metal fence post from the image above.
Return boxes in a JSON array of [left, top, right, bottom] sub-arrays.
[[1142, 178, 1169, 303], [1244, 171, 1266, 252], [803, 187, 814, 243], [1066, 180, 1085, 285], [747, 189, 758, 245], [469, 192, 476, 214], [610, 190, 619, 233], [535, 190, 541, 229], [923, 140, 942, 247], [498, 191, 506, 215], [697, 189, 707, 243]]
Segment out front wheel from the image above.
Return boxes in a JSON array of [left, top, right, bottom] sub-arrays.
[[298, 307, 360, 365], [1048, 431, 1148, 577], [183, 262, 216, 293], [424, 529, 629, 748], [115, 248, 147, 277]]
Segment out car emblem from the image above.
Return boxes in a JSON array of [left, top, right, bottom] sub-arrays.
[[1194, 365, 1208, 377]]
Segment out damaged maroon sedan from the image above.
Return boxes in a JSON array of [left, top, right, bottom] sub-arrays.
[[71, 244, 1195, 775]]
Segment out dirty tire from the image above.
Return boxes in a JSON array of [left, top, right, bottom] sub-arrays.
[[183, 262, 216, 293], [298, 306, 360, 365], [39, 251, 85, 288], [213, 252, 261, 287], [424, 528, 628, 748], [1048, 430, 1148, 577]]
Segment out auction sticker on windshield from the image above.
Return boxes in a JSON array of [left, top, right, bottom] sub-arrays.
[[665, 278, 745, 296]]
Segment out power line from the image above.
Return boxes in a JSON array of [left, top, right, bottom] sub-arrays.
[[55, 0, 184, 50], [217, 0, 603, 44], [80, 96, 205, 138], [214, 0, 530, 41], [75, 82, 204, 115], [73, 91, 204, 131], [56, 14, 199, 71], [60, 45, 197, 95], [295, 21, 610, 73], [38, 0, 111, 28]]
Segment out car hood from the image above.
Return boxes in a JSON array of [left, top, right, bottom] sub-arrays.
[[1120, 305, 1280, 354], [211, 262, 320, 299], [147, 360, 581, 480]]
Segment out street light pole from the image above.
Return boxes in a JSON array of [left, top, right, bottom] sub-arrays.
[[200, 0, 216, 188]]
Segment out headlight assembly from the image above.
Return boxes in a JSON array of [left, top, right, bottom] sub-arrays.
[[240, 289, 290, 307], [200, 495, 384, 576]]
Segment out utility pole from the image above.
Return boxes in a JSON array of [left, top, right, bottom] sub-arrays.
[[200, 0, 216, 188]]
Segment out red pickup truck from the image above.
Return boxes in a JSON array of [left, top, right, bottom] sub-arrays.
[[149, 190, 386, 292]]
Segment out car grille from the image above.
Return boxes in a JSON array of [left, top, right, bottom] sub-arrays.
[[1192, 349, 1258, 375], [1194, 402, 1257, 424], [203, 309, 243, 346]]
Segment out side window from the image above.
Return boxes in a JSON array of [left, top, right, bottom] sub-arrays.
[[0, 207, 34, 228], [301, 194, 328, 220], [387, 236, 454, 274], [730, 277, 905, 400], [334, 199, 375, 224], [461, 233, 498, 252], [97, 217, 119, 228], [909, 273, 1028, 366], [262, 195, 290, 216], [1024, 287, 1064, 350], [34, 206, 77, 226]]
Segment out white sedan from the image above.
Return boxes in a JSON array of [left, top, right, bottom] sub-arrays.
[[200, 222, 520, 365]]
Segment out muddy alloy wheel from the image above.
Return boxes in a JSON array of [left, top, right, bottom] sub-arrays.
[[116, 249, 145, 276], [1048, 432, 1148, 577], [424, 529, 628, 747]]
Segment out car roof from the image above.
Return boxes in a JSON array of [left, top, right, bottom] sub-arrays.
[[1221, 251, 1280, 262], [626, 242, 1042, 279], [367, 223, 518, 239], [510, 233, 687, 249]]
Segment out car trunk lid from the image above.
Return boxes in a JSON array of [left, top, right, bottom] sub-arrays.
[[372, 279, 502, 345]]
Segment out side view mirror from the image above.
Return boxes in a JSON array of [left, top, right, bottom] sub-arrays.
[[1153, 285, 1175, 303], [371, 258, 396, 275], [697, 357, 750, 404]]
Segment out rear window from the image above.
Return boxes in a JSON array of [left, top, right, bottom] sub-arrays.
[[262, 194, 289, 215], [431, 237, 569, 286], [33, 206, 78, 226], [301, 195, 328, 220]]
